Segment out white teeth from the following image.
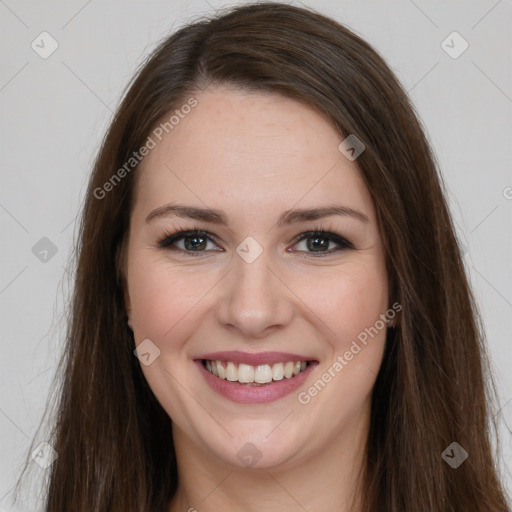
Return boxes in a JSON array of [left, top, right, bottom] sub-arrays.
[[216, 361, 225, 379], [284, 361, 294, 378], [226, 362, 237, 381], [272, 362, 284, 381], [238, 364, 254, 383], [204, 359, 310, 383], [254, 365, 273, 383]]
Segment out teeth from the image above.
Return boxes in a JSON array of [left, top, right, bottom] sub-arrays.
[[284, 362, 294, 378], [204, 359, 310, 383], [226, 362, 237, 381], [272, 362, 284, 381], [238, 364, 254, 383], [254, 365, 272, 383], [216, 361, 225, 379]]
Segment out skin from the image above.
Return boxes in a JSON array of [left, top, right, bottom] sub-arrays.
[[123, 87, 391, 511]]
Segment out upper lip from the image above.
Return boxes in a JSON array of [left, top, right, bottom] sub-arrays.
[[195, 351, 317, 366]]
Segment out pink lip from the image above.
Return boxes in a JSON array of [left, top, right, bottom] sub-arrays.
[[194, 359, 319, 404], [194, 351, 316, 366]]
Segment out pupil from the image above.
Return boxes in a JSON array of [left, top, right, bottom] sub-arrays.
[[308, 236, 328, 251], [185, 235, 206, 251]]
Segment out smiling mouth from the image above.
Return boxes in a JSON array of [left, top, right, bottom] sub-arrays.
[[202, 359, 312, 386]]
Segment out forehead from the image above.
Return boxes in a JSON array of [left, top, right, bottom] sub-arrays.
[[132, 88, 375, 225]]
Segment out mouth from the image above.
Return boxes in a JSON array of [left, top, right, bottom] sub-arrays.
[[202, 359, 311, 386], [193, 351, 319, 404]]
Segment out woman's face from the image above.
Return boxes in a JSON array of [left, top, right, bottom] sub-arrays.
[[124, 87, 391, 470]]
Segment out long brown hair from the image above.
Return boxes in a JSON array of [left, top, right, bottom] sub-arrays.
[[14, 2, 510, 511]]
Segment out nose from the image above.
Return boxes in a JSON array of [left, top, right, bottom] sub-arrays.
[[215, 251, 294, 339]]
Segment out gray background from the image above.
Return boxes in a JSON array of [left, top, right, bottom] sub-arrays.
[[0, 0, 511, 509]]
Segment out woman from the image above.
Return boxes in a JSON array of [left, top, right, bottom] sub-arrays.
[[15, 2, 510, 511]]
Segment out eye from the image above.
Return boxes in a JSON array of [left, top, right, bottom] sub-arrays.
[[290, 230, 353, 257], [158, 224, 354, 258], [158, 229, 221, 256]]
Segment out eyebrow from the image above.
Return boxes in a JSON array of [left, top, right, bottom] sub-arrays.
[[145, 203, 369, 226]]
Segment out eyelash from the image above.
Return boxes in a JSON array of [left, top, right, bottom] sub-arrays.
[[156, 223, 354, 258]]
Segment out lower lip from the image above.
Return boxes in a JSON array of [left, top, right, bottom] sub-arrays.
[[194, 360, 318, 404]]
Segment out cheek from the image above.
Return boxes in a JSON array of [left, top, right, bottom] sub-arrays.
[[294, 263, 389, 427], [298, 260, 389, 347], [127, 255, 197, 344]]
